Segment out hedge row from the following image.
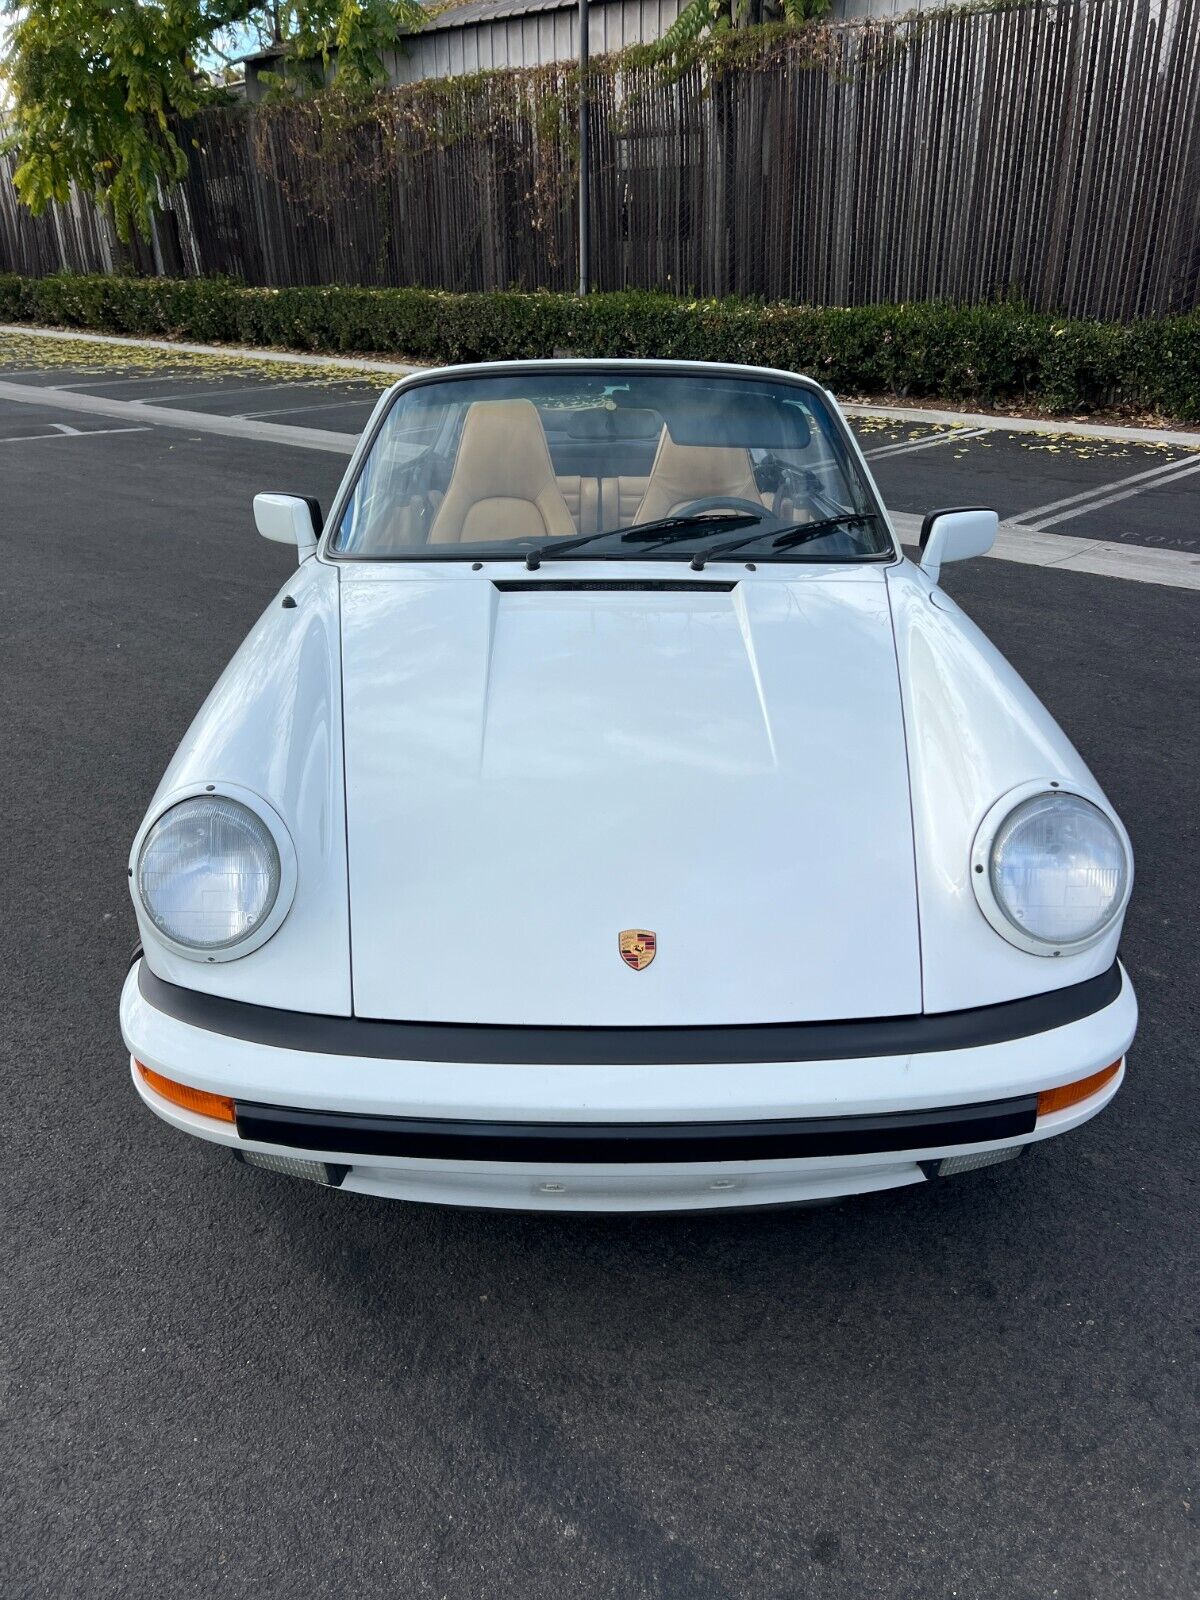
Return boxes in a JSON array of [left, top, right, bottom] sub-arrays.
[[1, 273, 1198, 420]]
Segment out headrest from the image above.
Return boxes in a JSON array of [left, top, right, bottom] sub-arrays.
[[450, 398, 558, 493]]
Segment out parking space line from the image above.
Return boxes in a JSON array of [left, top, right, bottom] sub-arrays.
[[1017, 452, 1200, 521], [0, 368, 102, 380], [890, 511, 1200, 590], [134, 380, 329, 408], [0, 424, 152, 444], [27, 374, 199, 391], [1018, 453, 1200, 530], [845, 399, 1200, 449], [862, 430, 940, 455], [864, 427, 990, 460], [0, 378, 357, 453], [236, 396, 378, 420]]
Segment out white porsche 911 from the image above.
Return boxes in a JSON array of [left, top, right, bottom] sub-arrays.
[[120, 361, 1136, 1211]]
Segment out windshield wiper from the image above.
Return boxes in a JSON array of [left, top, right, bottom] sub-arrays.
[[689, 512, 883, 570], [522, 512, 763, 569]]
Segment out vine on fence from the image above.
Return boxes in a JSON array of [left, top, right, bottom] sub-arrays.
[[232, 13, 942, 229]]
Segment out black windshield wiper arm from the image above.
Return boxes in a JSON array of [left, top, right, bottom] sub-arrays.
[[689, 512, 883, 570], [522, 512, 763, 570]]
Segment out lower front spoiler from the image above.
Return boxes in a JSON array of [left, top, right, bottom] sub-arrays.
[[242, 1148, 1013, 1211], [130, 1057, 1123, 1212]]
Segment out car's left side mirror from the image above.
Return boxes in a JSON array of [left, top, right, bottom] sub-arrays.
[[254, 493, 323, 563], [918, 507, 998, 585]]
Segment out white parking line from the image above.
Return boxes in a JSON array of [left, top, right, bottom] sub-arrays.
[[0, 368, 104, 381], [0, 378, 358, 454], [27, 374, 198, 392], [236, 396, 378, 420], [846, 400, 1200, 450], [1018, 453, 1200, 530], [0, 423, 152, 444], [864, 427, 990, 461], [133, 380, 329, 408], [889, 512, 1200, 590]]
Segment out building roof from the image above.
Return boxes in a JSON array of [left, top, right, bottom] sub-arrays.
[[240, 0, 582, 63], [427, 0, 575, 28]]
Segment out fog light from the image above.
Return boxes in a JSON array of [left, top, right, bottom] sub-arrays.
[[234, 1150, 349, 1187], [935, 1146, 1024, 1177]]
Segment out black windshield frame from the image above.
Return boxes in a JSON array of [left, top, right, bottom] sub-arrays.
[[320, 361, 898, 567]]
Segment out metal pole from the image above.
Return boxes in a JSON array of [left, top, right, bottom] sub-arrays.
[[577, 0, 590, 296]]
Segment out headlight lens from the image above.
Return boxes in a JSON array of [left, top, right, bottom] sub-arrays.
[[136, 796, 282, 951], [989, 791, 1128, 947]]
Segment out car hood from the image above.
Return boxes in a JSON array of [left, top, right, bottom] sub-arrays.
[[339, 568, 921, 1026]]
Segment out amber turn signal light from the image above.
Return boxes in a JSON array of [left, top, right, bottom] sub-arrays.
[[1037, 1060, 1122, 1118], [136, 1061, 236, 1124]]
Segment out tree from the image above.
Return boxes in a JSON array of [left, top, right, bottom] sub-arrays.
[[0, 0, 425, 242]]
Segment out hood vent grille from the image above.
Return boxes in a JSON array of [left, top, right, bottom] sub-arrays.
[[492, 579, 737, 593]]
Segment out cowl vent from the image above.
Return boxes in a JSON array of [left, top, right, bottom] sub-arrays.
[[491, 579, 737, 593]]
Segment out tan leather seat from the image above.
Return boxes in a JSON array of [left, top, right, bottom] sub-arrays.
[[599, 475, 650, 531], [633, 428, 764, 525], [428, 399, 576, 544], [556, 475, 601, 535]]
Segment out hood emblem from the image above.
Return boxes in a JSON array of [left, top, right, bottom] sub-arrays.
[[619, 929, 657, 971]]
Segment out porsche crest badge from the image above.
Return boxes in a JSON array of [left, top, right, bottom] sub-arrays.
[[619, 929, 657, 971]]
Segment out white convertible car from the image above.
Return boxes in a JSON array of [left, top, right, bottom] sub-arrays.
[[121, 361, 1136, 1211]]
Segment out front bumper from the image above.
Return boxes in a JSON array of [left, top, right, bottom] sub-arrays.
[[121, 959, 1136, 1212]]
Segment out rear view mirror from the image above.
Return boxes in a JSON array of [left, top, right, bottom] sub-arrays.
[[254, 493, 323, 563], [918, 507, 998, 584]]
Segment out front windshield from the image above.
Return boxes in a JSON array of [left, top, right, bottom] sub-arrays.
[[331, 370, 891, 564]]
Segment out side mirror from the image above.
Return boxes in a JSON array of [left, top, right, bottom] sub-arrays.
[[918, 507, 998, 585], [254, 493, 323, 563]]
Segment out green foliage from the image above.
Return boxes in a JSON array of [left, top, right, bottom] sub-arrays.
[[658, 0, 831, 58], [0, 0, 428, 242], [0, 274, 1196, 420], [658, 0, 730, 55]]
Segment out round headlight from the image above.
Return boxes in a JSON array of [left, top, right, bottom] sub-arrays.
[[986, 790, 1129, 950], [136, 795, 282, 952]]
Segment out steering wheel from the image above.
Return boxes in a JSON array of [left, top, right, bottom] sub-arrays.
[[670, 496, 769, 520]]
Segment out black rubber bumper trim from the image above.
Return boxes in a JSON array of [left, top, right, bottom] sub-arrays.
[[137, 960, 1123, 1066], [234, 1096, 1039, 1164]]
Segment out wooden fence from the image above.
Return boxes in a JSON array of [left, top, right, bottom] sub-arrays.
[[1, 0, 1198, 318]]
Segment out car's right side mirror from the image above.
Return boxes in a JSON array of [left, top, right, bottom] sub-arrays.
[[254, 493, 323, 563], [918, 507, 998, 585]]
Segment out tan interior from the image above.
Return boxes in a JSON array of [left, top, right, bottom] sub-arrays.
[[555, 474, 650, 534], [428, 399, 576, 544], [633, 428, 764, 524], [421, 406, 801, 547]]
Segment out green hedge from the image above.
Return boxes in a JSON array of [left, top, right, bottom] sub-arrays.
[[2, 273, 1198, 420]]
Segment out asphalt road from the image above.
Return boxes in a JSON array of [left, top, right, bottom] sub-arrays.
[[2, 341, 1198, 1599]]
